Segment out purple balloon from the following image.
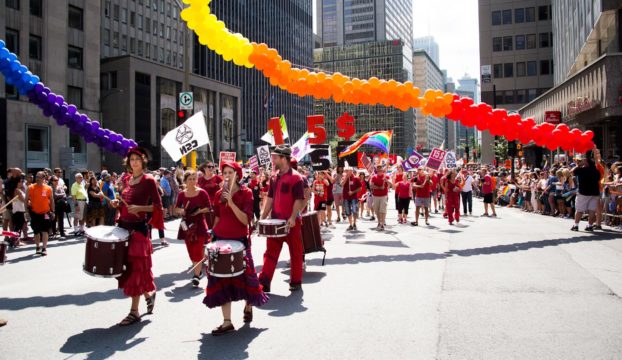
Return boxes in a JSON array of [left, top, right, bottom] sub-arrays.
[[47, 93, 57, 104], [43, 108, 52, 117], [67, 104, 77, 115], [91, 121, 100, 130], [42, 87, 51, 96], [59, 104, 68, 115], [79, 113, 88, 123], [50, 103, 61, 115], [55, 96, 64, 106], [96, 128, 105, 137], [34, 83, 44, 94], [121, 139, 131, 148]]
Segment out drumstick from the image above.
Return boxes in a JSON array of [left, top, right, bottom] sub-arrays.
[[186, 256, 206, 274], [0, 196, 18, 213], [102, 193, 128, 208]]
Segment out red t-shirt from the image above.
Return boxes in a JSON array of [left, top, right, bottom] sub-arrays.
[[371, 174, 389, 197], [396, 181, 411, 199], [313, 180, 328, 202], [342, 176, 362, 201], [431, 174, 439, 191], [357, 179, 368, 200], [414, 175, 431, 198], [267, 168, 305, 220], [482, 175, 493, 194], [176, 189, 210, 236], [212, 186, 254, 239], [394, 173, 404, 184], [197, 175, 222, 205]]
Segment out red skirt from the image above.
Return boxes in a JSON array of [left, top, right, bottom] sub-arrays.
[[116, 231, 156, 297], [185, 235, 207, 263]]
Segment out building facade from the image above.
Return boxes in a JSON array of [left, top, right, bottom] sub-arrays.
[[1, 0, 101, 175], [193, 0, 314, 156], [413, 50, 445, 151], [478, 0, 554, 164], [413, 36, 440, 67], [520, 1, 622, 161], [313, 40, 414, 156]]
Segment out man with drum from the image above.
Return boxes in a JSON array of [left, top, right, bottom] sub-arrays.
[[258, 145, 306, 292]]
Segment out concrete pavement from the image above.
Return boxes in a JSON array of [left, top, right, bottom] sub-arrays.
[[1, 198, 621, 359]]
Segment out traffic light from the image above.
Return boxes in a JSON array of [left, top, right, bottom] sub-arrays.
[[507, 140, 517, 157], [517, 143, 523, 157], [177, 110, 187, 125]]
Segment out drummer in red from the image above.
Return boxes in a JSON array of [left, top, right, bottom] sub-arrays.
[[204, 161, 268, 335], [110, 147, 163, 326], [258, 145, 306, 292], [174, 170, 211, 287]]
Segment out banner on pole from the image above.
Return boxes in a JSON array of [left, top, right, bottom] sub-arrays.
[[256, 145, 271, 166], [426, 147, 446, 171], [444, 151, 457, 168], [160, 111, 209, 162], [249, 155, 259, 174], [219, 151, 236, 168]]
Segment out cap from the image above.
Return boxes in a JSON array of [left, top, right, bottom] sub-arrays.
[[220, 161, 243, 180], [126, 146, 149, 159]]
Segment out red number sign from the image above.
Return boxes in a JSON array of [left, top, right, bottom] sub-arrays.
[[306, 115, 326, 144], [336, 112, 355, 140], [267, 117, 285, 145]]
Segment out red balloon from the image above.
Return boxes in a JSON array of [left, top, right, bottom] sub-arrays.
[[583, 130, 594, 141], [446, 100, 463, 120]]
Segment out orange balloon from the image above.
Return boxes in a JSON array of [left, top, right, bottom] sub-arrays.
[[423, 89, 436, 102]]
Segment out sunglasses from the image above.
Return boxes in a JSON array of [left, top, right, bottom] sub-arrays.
[[206, 165, 214, 168]]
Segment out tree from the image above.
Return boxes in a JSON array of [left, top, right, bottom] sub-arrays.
[[494, 138, 509, 161]]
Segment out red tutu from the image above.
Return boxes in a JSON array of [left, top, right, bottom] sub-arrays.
[[116, 231, 156, 297]]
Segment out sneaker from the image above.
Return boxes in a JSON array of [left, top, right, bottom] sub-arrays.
[[370, 216, 376, 221], [41, 248, 47, 256], [192, 275, 200, 287], [379, 224, 385, 231], [289, 283, 302, 292], [585, 225, 594, 232], [411, 221, 418, 226], [570, 225, 579, 231], [593, 225, 602, 230], [353, 223, 357, 231], [481, 213, 489, 217], [347, 225, 353, 231], [35, 246, 41, 255]]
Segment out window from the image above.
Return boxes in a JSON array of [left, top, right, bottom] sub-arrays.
[[68, 46, 83, 69], [6, 84, 18, 99], [153, 22, 157, 35], [166, 26, 170, 39], [502, 9, 512, 24], [121, 8, 127, 23], [113, 32, 119, 48], [492, 37, 502, 52], [130, 38, 135, 53], [525, 7, 535, 22], [491, 11, 501, 25], [516, 62, 526, 77], [503, 63, 513, 77], [527, 61, 537, 76], [30, 0, 42, 17], [6, 28, 20, 54], [69, 133, 85, 153], [173, 29, 177, 43], [29, 34, 42, 60], [6, 0, 19, 10], [172, 52, 176, 66], [27, 126, 49, 153], [145, 18, 151, 32], [159, 46, 164, 62], [526, 34, 536, 49], [538, 5, 550, 21], [67, 86, 83, 108], [109, 71, 117, 89], [180, 32, 183, 46], [113, 4, 119, 20], [137, 15, 143, 29], [516, 89, 526, 103], [166, 50, 171, 65], [166, 2, 171, 16], [68, 6, 83, 30], [504, 90, 514, 104], [160, 23, 164, 37], [121, 35, 127, 51], [104, 0, 110, 17], [130, 11, 135, 27], [493, 64, 503, 78], [138, 40, 143, 56], [539, 32, 550, 47], [527, 89, 537, 102], [503, 36, 513, 51], [495, 91, 503, 105], [153, 0, 157, 10], [179, 54, 183, 68], [515, 35, 525, 50], [540, 60, 550, 75], [160, 0, 164, 13], [145, 42, 150, 57], [515, 8, 524, 23], [152, 44, 157, 60], [103, 29, 110, 46]]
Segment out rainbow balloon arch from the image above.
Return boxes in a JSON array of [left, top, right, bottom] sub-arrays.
[[0, 0, 595, 160]]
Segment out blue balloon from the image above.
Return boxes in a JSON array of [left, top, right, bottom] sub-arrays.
[[0, 48, 9, 59], [0, 40, 5, 49], [30, 75, 40, 84], [0, 57, 9, 69], [18, 65, 27, 74], [7, 53, 17, 63], [10, 60, 21, 71]]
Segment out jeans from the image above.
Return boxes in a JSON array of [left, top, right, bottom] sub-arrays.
[[461, 191, 473, 214], [343, 199, 359, 217]]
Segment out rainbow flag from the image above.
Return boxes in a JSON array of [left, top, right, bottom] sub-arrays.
[[339, 130, 393, 158], [501, 185, 511, 196]]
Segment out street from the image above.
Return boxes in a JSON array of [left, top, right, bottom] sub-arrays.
[[1, 199, 622, 360]]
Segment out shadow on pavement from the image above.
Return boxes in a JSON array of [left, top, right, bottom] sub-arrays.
[[439, 229, 462, 233], [260, 290, 307, 317], [60, 320, 150, 360], [280, 270, 326, 284], [7, 238, 84, 253], [197, 324, 267, 360], [0, 289, 124, 310], [164, 283, 204, 303], [345, 240, 409, 248]]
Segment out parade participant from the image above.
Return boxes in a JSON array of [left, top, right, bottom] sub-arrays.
[[460, 168, 474, 216], [571, 150, 601, 231], [481, 167, 497, 217], [324, 171, 335, 226], [25, 171, 54, 256], [357, 172, 368, 219], [445, 169, 462, 225], [86, 176, 105, 227], [198, 162, 223, 207], [312, 171, 329, 226], [395, 172, 412, 224], [258, 145, 306, 292], [174, 170, 211, 287], [342, 165, 362, 231], [71, 173, 88, 236], [247, 170, 261, 227], [110, 147, 163, 326], [392, 164, 405, 210], [412, 167, 432, 226], [332, 167, 344, 222], [204, 161, 268, 335], [370, 164, 391, 231], [9, 175, 26, 247], [430, 170, 441, 213]]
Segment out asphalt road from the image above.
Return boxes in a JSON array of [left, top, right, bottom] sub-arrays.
[[1, 197, 621, 360]]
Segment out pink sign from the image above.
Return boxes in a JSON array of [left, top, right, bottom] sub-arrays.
[[426, 148, 446, 171]]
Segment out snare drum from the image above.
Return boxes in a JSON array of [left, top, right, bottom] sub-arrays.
[[83, 226, 129, 278], [301, 212, 324, 254], [205, 240, 246, 277], [0, 241, 7, 265], [257, 219, 288, 237]]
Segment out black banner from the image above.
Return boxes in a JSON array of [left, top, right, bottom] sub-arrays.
[[309, 144, 331, 170], [336, 141, 357, 168]]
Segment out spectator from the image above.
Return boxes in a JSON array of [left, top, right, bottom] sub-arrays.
[[50, 175, 68, 238], [481, 167, 497, 217], [102, 173, 117, 226], [571, 150, 601, 231], [71, 173, 88, 236], [26, 171, 54, 256]]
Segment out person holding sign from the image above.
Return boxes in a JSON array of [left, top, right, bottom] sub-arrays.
[[341, 164, 362, 231], [258, 145, 306, 292], [370, 164, 392, 231]]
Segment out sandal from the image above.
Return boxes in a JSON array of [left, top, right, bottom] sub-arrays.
[[118, 312, 140, 326], [159, 239, 169, 247], [146, 292, 156, 314], [243, 306, 253, 323], [211, 320, 235, 336]]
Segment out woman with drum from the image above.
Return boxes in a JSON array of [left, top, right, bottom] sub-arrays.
[[174, 170, 211, 287], [204, 161, 267, 336], [110, 147, 163, 326]]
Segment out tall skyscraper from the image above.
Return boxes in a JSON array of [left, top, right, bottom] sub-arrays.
[[478, 0, 554, 164], [413, 36, 440, 67], [194, 0, 314, 155], [413, 50, 445, 151]]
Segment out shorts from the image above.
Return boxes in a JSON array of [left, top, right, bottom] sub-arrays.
[[333, 193, 343, 207], [371, 195, 388, 215], [326, 198, 334, 206], [314, 201, 327, 211], [162, 195, 170, 208], [343, 199, 358, 217], [397, 197, 411, 214], [414, 197, 431, 208], [30, 212, 50, 234], [575, 194, 599, 213], [483, 193, 494, 204], [74, 200, 86, 220], [3, 208, 12, 222]]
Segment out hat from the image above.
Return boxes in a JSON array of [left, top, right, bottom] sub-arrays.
[[220, 161, 243, 180], [271, 144, 292, 158], [126, 146, 150, 159]]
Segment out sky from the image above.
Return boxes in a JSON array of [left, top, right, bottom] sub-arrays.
[[312, 0, 481, 87]]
